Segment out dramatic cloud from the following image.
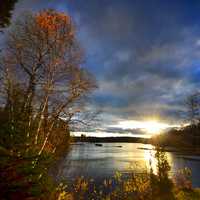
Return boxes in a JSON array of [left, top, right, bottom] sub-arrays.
[[11, 0, 200, 131]]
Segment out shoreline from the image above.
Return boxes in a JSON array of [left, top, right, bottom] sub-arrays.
[[71, 136, 149, 143], [71, 136, 200, 156]]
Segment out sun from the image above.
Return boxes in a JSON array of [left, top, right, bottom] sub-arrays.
[[143, 121, 166, 134]]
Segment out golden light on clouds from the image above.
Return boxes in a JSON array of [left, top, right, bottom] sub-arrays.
[[110, 120, 179, 135]]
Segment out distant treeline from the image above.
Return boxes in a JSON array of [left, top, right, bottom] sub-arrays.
[[151, 124, 200, 149], [72, 136, 149, 143], [151, 92, 200, 149]]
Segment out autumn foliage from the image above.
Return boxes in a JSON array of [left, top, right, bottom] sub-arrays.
[[0, 9, 96, 199], [36, 10, 72, 33]]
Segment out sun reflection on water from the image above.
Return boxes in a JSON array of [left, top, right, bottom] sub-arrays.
[[143, 149, 157, 173], [143, 147, 173, 174]]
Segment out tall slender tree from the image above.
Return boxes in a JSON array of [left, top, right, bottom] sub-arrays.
[[0, 10, 96, 156]]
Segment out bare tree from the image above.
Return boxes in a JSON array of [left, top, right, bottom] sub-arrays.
[[1, 10, 96, 156], [186, 92, 200, 147], [186, 92, 200, 125]]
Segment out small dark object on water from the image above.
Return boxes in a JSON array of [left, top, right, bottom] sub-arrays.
[[71, 143, 85, 146], [95, 144, 103, 147], [116, 145, 122, 148], [138, 147, 152, 150]]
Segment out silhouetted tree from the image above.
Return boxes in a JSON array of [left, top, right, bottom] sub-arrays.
[[186, 92, 200, 146], [0, 0, 18, 28], [186, 93, 200, 124]]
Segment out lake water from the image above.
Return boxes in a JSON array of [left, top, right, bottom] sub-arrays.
[[55, 143, 200, 187]]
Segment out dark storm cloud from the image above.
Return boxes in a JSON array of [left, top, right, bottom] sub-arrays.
[[12, 0, 200, 125], [67, 0, 200, 123]]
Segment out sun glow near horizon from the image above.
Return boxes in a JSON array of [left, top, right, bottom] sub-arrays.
[[110, 120, 179, 135]]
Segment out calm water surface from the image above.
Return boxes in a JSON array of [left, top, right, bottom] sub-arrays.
[[56, 143, 200, 187]]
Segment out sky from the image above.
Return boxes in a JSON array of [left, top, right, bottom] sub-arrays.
[[11, 0, 200, 136]]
